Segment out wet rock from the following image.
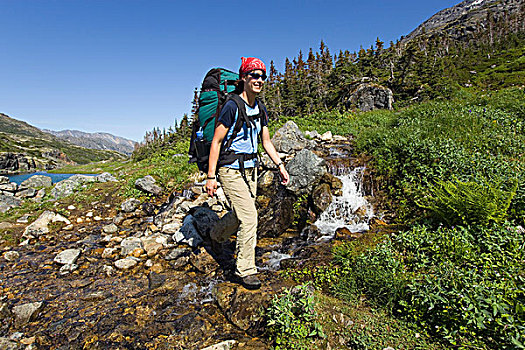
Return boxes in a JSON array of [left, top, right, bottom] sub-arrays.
[[121, 198, 141, 213], [141, 233, 169, 257], [0, 338, 20, 350], [95, 172, 117, 182], [286, 149, 327, 196], [103, 223, 119, 234], [271, 121, 309, 154], [20, 175, 52, 189], [201, 340, 237, 350], [12, 302, 43, 327], [148, 271, 166, 289], [190, 247, 219, 274], [335, 227, 363, 240], [173, 215, 203, 248], [135, 175, 163, 196], [213, 283, 270, 331], [54, 248, 81, 265], [22, 211, 71, 240], [3, 251, 20, 262], [0, 195, 22, 213], [59, 263, 79, 275], [189, 206, 219, 239], [114, 257, 139, 270], [312, 183, 332, 214], [120, 237, 143, 257], [322, 173, 343, 194], [102, 265, 114, 275], [301, 225, 321, 241], [102, 247, 118, 259], [164, 247, 192, 261]]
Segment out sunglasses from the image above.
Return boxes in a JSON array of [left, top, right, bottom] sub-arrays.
[[247, 72, 267, 81]]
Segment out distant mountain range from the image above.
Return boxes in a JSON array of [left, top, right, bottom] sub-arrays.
[[0, 113, 127, 173], [43, 129, 136, 156]]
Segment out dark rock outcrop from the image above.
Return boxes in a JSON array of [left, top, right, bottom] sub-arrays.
[[346, 83, 394, 112], [0, 153, 37, 174]]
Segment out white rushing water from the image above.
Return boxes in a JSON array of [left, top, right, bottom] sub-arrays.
[[314, 166, 374, 238]]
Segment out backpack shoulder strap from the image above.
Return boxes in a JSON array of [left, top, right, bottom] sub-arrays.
[[222, 94, 247, 150]]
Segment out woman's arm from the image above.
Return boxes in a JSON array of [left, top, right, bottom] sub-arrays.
[[206, 123, 229, 196], [261, 126, 290, 185]]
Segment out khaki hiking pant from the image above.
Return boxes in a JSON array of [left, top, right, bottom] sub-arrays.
[[211, 167, 258, 278]]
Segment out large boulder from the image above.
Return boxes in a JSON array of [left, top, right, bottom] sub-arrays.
[[347, 83, 393, 112], [0, 153, 37, 174], [22, 211, 71, 240], [135, 175, 163, 196], [312, 183, 332, 214], [21, 175, 53, 189], [286, 149, 327, 196], [271, 121, 309, 154], [50, 175, 95, 199]]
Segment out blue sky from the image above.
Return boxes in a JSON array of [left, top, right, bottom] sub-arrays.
[[1, 0, 460, 142]]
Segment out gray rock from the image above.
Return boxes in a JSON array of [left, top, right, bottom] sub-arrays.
[[271, 121, 308, 154], [320, 131, 333, 142], [103, 223, 119, 234], [102, 247, 118, 259], [0, 195, 21, 213], [135, 175, 163, 196], [3, 251, 20, 262], [95, 172, 117, 182], [121, 198, 141, 213], [173, 215, 203, 247], [59, 263, 78, 275], [164, 247, 192, 261], [114, 257, 139, 270], [120, 237, 143, 257], [347, 83, 393, 111], [50, 179, 77, 199], [12, 302, 43, 327], [21, 175, 52, 189], [0, 176, 9, 184], [22, 211, 71, 240], [161, 221, 183, 234], [0, 153, 36, 174], [69, 174, 97, 184], [201, 340, 236, 350], [15, 188, 37, 198], [286, 149, 327, 195], [0, 183, 18, 193], [54, 248, 81, 265], [305, 130, 320, 139]]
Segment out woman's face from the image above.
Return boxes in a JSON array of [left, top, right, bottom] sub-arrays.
[[243, 69, 266, 94]]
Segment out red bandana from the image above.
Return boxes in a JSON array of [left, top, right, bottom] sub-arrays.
[[239, 57, 266, 76]]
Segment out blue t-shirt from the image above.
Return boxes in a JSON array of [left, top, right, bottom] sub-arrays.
[[217, 98, 268, 169]]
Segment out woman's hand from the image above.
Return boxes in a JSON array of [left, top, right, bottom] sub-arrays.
[[206, 178, 218, 197], [279, 164, 290, 185]]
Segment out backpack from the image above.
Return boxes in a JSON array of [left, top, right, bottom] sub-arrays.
[[188, 67, 268, 176]]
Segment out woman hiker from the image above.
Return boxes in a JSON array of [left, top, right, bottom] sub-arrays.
[[205, 57, 290, 289]]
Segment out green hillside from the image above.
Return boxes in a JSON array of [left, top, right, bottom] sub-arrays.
[[0, 113, 126, 168]]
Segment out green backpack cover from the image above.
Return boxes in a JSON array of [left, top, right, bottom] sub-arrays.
[[189, 68, 239, 172]]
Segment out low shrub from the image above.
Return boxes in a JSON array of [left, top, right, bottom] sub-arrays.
[[266, 283, 325, 349]]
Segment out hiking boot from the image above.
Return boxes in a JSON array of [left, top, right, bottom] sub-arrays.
[[240, 274, 261, 290]]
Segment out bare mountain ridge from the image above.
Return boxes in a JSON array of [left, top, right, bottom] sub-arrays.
[[43, 129, 136, 156], [402, 0, 525, 43]]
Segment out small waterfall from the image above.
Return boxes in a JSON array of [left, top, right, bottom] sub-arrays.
[[314, 166, 374, 238]]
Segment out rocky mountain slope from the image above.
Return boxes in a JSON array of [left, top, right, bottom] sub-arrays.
[[0, 113, 126, 173], [402, 0, 525, 43], [44, 129, 136, 156]]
